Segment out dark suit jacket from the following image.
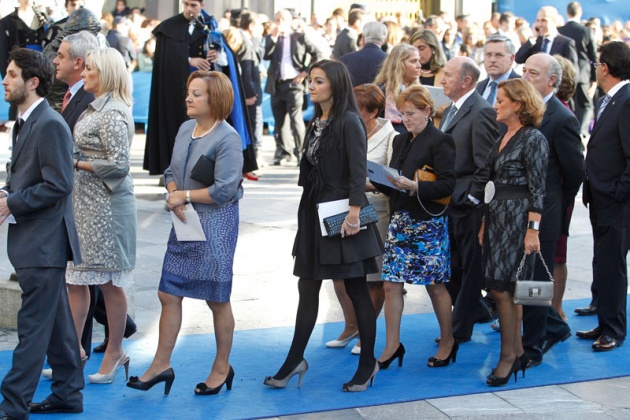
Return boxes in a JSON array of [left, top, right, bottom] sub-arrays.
[[439, 91, 499, 217], [537, 96, 585, 241], [476, 69, 520, 97], [584, 84, 630, 226], [558, 21, 597, 85], [106, 29, 136, 66], [515, 34, 578, 69], [263, 31, 328, 95], [339, 43, 387, 87], [61, 86, 94, 133], [332, 27, 358, 59], [4, 100, 80, 268]]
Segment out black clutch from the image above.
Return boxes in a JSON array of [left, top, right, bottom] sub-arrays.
[[190, 155, 215, 186], [323, 204, 378, 237]]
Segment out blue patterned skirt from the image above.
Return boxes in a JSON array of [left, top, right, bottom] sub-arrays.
[[382, 210, 450, 285], [159, 202, 239, 302]]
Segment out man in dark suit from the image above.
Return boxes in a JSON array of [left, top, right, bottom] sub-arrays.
[[558, 2, 597, 137], [332, 8, 364, 59], [578, 41, 630, 352], [440, 57, 499, 343], [264, 9, 328, 165], [515, 6, 577, 70], [476, 34, 519, 106], [106, 17, 136, 72], [521, 53, 584, 366], [0, 48, 83, 419], [339, 21, 387, 87]]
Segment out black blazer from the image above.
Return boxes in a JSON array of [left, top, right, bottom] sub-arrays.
[[476, 69, 521, 97], [515, 34, 578, 69], [584, 84, 630, 226], [332, 27, 358, 59], [377, 123, 456, 221], [538, 96, 585, 241], [440, 91, 498, 216], [295, 111, 383, 265], [558, 21, 597, 85], [61, 86, 94, 133], [4, 100, 81, 268], [339, 43, 388, 87], [263, 31, 328, 95]]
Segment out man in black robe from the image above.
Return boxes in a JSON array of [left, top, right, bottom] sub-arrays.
[[143, 0, 256, 176]]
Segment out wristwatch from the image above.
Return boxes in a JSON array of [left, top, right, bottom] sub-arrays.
[[185, 190, 191, 204], [527, 220, 540, 231]]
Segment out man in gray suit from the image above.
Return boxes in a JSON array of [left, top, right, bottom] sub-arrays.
[[440, 57, 499, 343], [0, 48, 83, 419]]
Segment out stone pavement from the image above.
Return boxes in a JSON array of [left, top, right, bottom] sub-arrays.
[[0, 129, 629, 419]]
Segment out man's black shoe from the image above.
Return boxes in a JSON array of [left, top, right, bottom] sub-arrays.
[[93, 337, 108, 353], [574, 305, 597, 316], [592, 335, 624, 352], [576, 326, 602, 340], [29, 398, 82, 414], [542, 330, 572, 354], [525, 357, 542, 369]]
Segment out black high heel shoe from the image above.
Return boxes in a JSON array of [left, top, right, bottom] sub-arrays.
[[263, 359, 308, 389], [378, 343, 405, 369], [428, 341, 459, 367], [126, 367, 175, 396], [486, 358, 520, 387], [195, 366, 234, 396], [489, 353, 530, 378], [342, 362, 379, 392]]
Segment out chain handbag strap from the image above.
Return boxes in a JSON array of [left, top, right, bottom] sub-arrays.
[[515, 251, 554, 282], [416, 192, 448, 217]]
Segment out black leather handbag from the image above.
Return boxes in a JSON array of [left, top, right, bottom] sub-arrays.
[[323, 204, 378, 237]]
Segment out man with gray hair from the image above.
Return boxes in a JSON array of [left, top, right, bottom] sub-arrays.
[[520, 52, 583, 367], [338, 21, 387, 86], [476, 34, 520, 106]]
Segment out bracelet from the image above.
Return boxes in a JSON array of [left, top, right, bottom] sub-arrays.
[[408, 181, 417, 197], [527, 220, 540, 231], [344, 215, 360, 229], [74, 158, 80, 170], [185, 190, 191, 204]]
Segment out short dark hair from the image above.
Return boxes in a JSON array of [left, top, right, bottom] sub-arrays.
[[599, 41, 630, 80], [8, 48, 54, 98], [499, 12, 514, 25], [348, 8, 365, 26], [239, 11, 258, 30], [567, 2, 581, 18]]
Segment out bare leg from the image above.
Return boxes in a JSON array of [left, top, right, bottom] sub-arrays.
[[138, 291, 183, 381], [492, 290, 517, 378], [378, 281, 404, 362], [68, 284, 90, 359], [426, 283, 454, 360], [331, 279, 358, 340], [97, 281, 128, 373], [197, 301, 235, 389], [552, 263, 567, 319]]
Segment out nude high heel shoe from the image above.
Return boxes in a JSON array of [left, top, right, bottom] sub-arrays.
[[263, 359, 309, 389], [88, 353, 130, 384]]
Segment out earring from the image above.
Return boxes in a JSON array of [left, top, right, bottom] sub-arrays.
[[425, 116, 429, 121]]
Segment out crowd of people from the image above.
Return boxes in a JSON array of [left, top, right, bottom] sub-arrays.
[[0, 0, 629, 418]]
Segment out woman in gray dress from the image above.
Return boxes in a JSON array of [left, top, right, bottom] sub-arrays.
[[66, 47, 136, 384], [479, 78, 548, 386], [127, 71, 243, 396]]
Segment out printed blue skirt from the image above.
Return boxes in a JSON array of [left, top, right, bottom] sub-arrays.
[[382, 210, 450, 285], [159, 202, 239, 302]]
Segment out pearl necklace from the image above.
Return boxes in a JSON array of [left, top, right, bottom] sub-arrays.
[[367, 120, 381, 138], [192, 120, 220, 139]]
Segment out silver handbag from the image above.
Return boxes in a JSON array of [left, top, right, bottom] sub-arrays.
[[513, 251, 554, 306]]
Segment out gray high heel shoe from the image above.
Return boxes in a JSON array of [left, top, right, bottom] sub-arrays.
[[88, 353, 130, 384], [263, 359, 308, 389], [342, 362, 379, 392]]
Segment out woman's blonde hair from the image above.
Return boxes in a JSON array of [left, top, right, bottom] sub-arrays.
[[86, 47, 132, 106], [373, 43, 420, 99], [498, 78, 545, 127], [222, 27, 243, 52], [187, 70, 234, 121], [408, 29, 446, 73]]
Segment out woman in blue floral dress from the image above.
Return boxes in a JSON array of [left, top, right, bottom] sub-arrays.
[[374, 86, 457, 369]]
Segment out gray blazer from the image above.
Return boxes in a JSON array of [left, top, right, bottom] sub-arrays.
[[5, 100, 81, 268]]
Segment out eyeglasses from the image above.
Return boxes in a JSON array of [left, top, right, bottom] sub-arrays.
[[591, 61, 605, 67]]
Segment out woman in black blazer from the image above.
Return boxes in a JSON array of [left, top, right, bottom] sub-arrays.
[[264, 60, 384, 392], [374, 86, 457, 369]]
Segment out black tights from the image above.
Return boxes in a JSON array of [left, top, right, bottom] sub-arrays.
[[274, 277, 377, 384]]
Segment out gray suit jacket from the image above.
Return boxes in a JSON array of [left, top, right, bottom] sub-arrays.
[[440, 91, 498, 216], [5, 100, 81, 268]]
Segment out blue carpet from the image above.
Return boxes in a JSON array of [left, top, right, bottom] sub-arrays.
[[1, 297, 628, 419]]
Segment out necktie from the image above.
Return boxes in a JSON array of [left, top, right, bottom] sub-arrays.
[[13, 118, 24, 143], [596, 94, 611, 122], [61, 90, 71, 113], [487, 81, 498, 105], [441, 105, 458, 132], [542, 38, 550, 53]]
